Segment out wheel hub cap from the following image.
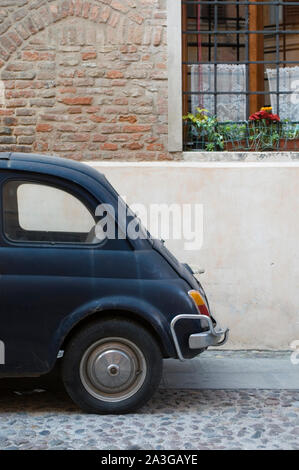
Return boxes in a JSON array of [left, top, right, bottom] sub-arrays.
[[91, 349, 135, 391], [79, 338, 147, 403]]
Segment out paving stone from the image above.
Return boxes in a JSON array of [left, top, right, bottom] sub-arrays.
[[0, 387, 297, 450], [0, 351, 298, 450]]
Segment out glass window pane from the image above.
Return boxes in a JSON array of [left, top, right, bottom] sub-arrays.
[[3, 181, 97, 244]]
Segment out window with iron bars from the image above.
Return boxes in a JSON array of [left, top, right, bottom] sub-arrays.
[[182, 0, 299, 151]]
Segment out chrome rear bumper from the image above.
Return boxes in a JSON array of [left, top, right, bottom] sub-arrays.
[[170, 314, 229, 361]]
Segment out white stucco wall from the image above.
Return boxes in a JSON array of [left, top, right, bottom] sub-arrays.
[[89, 161, 299, 350]]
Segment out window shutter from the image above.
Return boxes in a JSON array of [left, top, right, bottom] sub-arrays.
[[284, 0, 299, 24], [201, 1, 227, 24]]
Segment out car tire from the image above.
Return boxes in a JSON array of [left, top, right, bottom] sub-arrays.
[[62, 317, 163, 414]]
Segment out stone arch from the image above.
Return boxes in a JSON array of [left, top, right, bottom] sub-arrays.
[[0, 0, 154, 66]]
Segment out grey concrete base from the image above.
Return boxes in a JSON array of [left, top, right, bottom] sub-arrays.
[[183, 151, 299, 161], [161, 351, 299, 390], [0, 351, 298, 392]]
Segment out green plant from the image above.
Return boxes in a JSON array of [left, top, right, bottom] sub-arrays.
[[280, 121, 299, 140], [248, 121, 281, 150], [183, 108, 224, 151], [183, 107, 298, 152], [219, 122, 247, 148], [248, 108, 282, 150]]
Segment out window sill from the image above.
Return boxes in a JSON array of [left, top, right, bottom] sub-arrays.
[[183, 151, 299, 162]]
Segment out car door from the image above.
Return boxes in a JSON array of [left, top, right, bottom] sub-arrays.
[[0, 170, 134, 376]]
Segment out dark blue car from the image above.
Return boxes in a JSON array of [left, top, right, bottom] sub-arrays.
[[0, 152, 228, 414]]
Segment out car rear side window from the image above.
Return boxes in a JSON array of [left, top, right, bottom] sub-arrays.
[[2, 180, 100, 244]]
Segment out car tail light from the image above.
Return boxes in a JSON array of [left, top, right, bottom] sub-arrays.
[[188, 290, 210, 317]]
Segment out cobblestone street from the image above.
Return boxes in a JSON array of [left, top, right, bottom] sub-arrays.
[[0, 352, 298, 450]]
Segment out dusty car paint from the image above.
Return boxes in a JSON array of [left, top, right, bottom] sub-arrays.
[[0, 152, 212, 377]]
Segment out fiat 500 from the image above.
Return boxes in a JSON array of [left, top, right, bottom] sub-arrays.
[[0, 152, 228, 414]]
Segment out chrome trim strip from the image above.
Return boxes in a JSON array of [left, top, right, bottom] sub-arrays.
[[170, 314, 229, 361]]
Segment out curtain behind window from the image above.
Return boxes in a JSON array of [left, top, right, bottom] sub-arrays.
[[267, 66, 299, 122], [191, 64, 247, 121]]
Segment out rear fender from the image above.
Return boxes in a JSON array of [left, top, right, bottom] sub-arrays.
[[49, 296, 176, 368]]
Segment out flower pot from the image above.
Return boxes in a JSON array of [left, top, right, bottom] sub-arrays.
[[279, 139, 299, 151], [224, 140, 248, 151]]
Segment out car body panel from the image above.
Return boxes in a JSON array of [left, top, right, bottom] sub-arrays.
[[0, 153, 208, 376]]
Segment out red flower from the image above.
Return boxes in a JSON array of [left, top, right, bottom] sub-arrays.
[[271, 114, 280, 122], [249, 110, 280, 124]]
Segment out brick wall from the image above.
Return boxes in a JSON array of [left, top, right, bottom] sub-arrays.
[[0, 0, 173, 161]]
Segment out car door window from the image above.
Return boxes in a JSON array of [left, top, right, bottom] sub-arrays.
[[3, 180, 99, 244]]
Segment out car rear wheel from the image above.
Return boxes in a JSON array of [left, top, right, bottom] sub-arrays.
[[62, 318, 163, 414]]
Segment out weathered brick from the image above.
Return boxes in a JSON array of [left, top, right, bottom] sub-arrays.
[[6, 61, 31, 72], [6, 98, 27, 107], [62, 133, 90, 142], [0, 126, 12, 135], [74, 0, 83, 17], [122, 125, 151, 133], [108, 11, 120, 28], [114, 98, 129, 106], [14, 145, 33, 152], [106, 70, 124, 79], [119, 115, 137, 124], [122, 142, 144, 150], [18, 116, 37, 125], [82, 1, 91, 19], [3, 117, 17, 126], [111, 0, 130, 14], [61, 97, 93, 105], [89, 115, 107, 123], [146, 143, 164, 151], [6, 89, 35, 99], [49, 4, 59, 22], [2, 70, 36, 80], [36, 123, 53, 132], [0, 20, 12, 36], [15, 22, 30, 40], [59, 87, 77, 94], [0, 136, 16, 144], [18, 136, 35, 145], [0, 47, 9, 60], [38, 6, 54, 27], [22, 51, 55, 61], [153, 26, 163, 46], [0, 35, 16, 54], [32, 141, 48, 152], [81, 52, 97, 61], [30, 99, 55, 107], [92, 134, 108, 142], [100, 142, 118, 150], [128, 12, 144, 25], [0, 0, 170, 162], [14, 127, 35, 136], [0, 109, 14, 116], [23, 16, 39, 35], [89, 5, 100, 22], [7, 31, 22, 47], [99, 6, 111, 23], [16, 108, 35, 116]]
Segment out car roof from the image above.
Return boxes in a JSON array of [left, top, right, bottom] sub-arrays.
[[0, 152, 151, 250], [0, 151, 113, 192], [1, 151, 102, 175]]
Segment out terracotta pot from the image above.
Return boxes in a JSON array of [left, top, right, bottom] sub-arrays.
[[279, 139, 299, 151], [224, 140, 247, 151]]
